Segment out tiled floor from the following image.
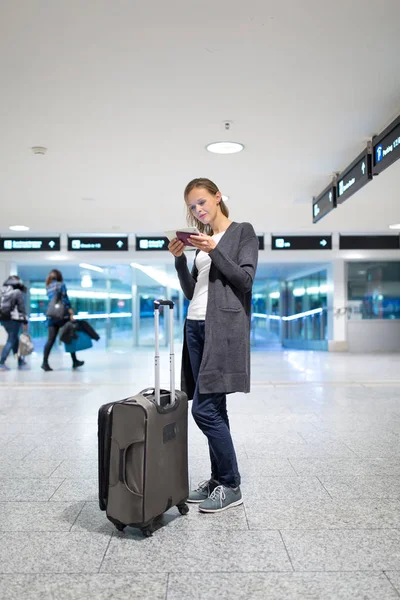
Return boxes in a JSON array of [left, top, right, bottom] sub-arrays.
[[0, 348, 400, 599]]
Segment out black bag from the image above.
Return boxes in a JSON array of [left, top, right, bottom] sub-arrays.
[[98, 299, 189, 537], [46, 291, 66, 320]]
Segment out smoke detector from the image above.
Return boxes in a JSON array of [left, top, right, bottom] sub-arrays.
[[31, 146, 47, 155]]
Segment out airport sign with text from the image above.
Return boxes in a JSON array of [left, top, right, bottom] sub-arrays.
[[0, 237, 61, 252], [337, 150, 372, 204], [312, 185, 336, 224], [373, 114, 400, 175], [67, 236, 128, 251], [272, 235, 332, 250]]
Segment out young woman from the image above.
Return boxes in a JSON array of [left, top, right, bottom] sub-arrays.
[[42, 269, 84, 372], [168, 178, 258, 513], [0, 276, 28, 371]]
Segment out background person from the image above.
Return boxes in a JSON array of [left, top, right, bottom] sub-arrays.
[[42, 269, 84, 372], [168, 177, 258, 513], [0, 275, 29, 371]]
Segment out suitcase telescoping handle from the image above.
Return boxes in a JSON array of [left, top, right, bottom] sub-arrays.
[[154, 299, 175, 406]]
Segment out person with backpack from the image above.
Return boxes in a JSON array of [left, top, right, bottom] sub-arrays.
[[42, 269, 84, 372], [0, 275, 29, 371]]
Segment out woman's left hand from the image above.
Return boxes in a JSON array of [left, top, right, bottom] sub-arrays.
[[189, 234, 216, 253]]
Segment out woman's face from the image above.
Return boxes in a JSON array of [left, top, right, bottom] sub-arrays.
[[186, 187, 221, 226]]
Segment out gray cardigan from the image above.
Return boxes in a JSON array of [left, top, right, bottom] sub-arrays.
[[174, 221, 259, 399]]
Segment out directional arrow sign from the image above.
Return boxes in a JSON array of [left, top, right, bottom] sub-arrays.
[[48, 240, 55, 248], [272, 235, 332, 250], [337, 150, 372, 205], [67, 236, 128, 251]]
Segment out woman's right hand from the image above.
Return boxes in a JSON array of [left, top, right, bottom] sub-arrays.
[[168, 238, 185, 257]]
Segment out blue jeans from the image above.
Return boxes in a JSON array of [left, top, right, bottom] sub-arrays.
[[0, 321, 22, 364], [185, 319, 240, 488]]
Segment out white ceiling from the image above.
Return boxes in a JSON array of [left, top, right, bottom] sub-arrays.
[[1, 0, 400, 240]]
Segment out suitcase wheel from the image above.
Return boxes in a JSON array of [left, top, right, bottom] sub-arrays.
[[141, 524, 154, 537], [177, 502, 189, 516], [115, 523, 126, 532]]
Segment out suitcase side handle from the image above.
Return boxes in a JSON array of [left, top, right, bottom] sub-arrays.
[[154, 299, 175, 407], [118, 445, 144, 498]]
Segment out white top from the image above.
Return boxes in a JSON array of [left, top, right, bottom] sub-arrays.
[[187, 232, 225, 320]]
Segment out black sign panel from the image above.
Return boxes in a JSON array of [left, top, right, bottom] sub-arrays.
[[0, 237, 60, 252], [373, 114, 400, 175], [272, 235, 332, 250], [257, 235, 264, 250], [67, 236, 128, 251], [136, 236, 169, 251], [337, 150, 372, 204], [339, 235, 400, 250], [312, 185, 336, 224]]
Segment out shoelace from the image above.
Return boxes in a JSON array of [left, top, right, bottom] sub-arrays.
[[208, 485, 226, 507], [195, 480, 210, 493]]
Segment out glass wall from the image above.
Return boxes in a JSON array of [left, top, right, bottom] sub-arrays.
[[250, 279, 281, 348], [347, 261, 400, 320], [17, 261, 309, 351], [284, 269, 328, 343]]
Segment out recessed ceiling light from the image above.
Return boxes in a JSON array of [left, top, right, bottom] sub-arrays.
[[206, 142, 244, 154], [222, 195, 229, 202], [9, 225, 30, 231], [389, 223, 400, 230]]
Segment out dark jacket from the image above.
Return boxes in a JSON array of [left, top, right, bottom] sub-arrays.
[[78, 319, 100, 341], [0, 276, 28, 323], [174, 221, 259, 399]]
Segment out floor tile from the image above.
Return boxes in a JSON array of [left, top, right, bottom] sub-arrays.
[[245, 441, 356, 459], [71, 502, 115, 534], [385, 572, 400, 596], [242, 476, 330, 503], [50, 460, 98, 479], [0, 479, 65, 501], [0, 532, 111, 573], [319, 475, 400, 499], [289, 458, 400, 478], [101, 530, 292, 573], [0, 459, 62, 479], [167, 572, 400, 600], [245, 498, 400, 530], [50, 479, 98, 502], [0, 574, 167, 600], [281, 529, 400, 571], [0, 501, 84, 531]]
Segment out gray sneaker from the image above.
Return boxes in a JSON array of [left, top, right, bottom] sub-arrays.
[[187, 479, 219, 503], [198, 485, 243, 513]]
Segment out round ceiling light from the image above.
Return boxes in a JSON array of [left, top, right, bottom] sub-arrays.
[[222, 195, 229, 202], [206, 141, 244, 154], [389, 223, 400, 230], [9, 225, 30, 231]]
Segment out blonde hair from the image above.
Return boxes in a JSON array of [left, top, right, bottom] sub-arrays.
[[184, 178, 229, 235]]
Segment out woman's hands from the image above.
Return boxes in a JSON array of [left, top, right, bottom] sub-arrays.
[[168, 238, 185, 257], [168, 233, 216, 256], [188, 234, 216, 253]]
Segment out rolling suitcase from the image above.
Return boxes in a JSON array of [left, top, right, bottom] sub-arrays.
[[98, 299, 189, 537]]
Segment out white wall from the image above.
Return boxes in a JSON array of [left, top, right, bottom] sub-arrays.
[[348, 320, 400, 353]]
